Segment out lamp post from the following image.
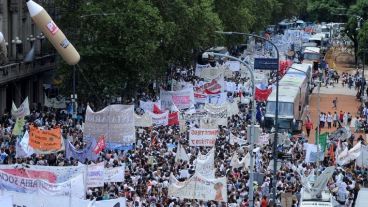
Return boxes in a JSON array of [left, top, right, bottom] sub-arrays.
[[26, 34, 36, 48], [36, 33, 45, 56], [202, 51, 257, 206], [11, 37, 23, 62], [216, 31, 280, 206]]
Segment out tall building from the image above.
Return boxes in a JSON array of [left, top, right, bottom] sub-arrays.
[[0, 0, 57, 115]]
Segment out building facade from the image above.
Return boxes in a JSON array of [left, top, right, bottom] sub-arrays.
[[0, 0, 57, 115]]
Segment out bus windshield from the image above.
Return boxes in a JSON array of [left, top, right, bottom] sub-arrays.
[[266, 102, 294, 117]]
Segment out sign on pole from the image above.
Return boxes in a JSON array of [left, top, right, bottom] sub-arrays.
[[254, 58, 278, 70]]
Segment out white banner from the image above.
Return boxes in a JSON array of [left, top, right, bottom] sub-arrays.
[[195, 64, 210, 77], [11, 97, 30, 118], [168, 173, 227, 202], [139, 100, 161, 112], [225, 61, 240, 72], [175, 143, 190, 162], [160, 87, 195, 110], [104, 164, 125, 183], [229, 133, 247, 145], [356, 145, 368, 168], [0, 170, 85, 199], [0, 195, 12, 207], [134, 113, 153, 127], [148, 111, 169, 126], [207, 92, 227, 105], [304, 143, 324, 163], [1, 191, 126, 207], [195, 148, 215, 178], [84, 105, 135, 145], [204, 103, 227, 126], [87, 162, 104, 188], [44, 94, 66, 109], [230, 152, 249, 169], [309, 166, 336, 198], [227, 101, 239, 117], [337, 142, 362, 166], [189, 128, 219, 147], [200, 66, 225, 82]]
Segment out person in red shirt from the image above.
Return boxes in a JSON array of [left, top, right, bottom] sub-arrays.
[[304, 117, 313, 137], [261, 195, 268, 207], [339, 111, 344, 123]]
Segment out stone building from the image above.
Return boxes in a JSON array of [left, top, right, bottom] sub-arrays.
[[0, 0, 58, 114]]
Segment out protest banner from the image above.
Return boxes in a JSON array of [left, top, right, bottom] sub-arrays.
[[195, 148, 215, 178], [84, 105, 135, 145], [204, 103, 227, 126], [12, 117, 25, 136], [160, 87, 195, 110], [87, 162, 104, 188], [315, 132, 328, 152], [200, 66, 225, 82], [227, 101, 239, 117], [11, 97, 30, 118], [225, 61, 241, 72], [304, 143, 324, 163], [44, 94, 66, 109], [356, 145, 368, 168], [148, 111, 169, 126], [195, 63, 210, 76], [0, 164, 87, 183], [189, 128, 219, 147], [175, 143, 190, 162], [336, 142, 362, 165], [65, 138, 98, 161], [29, 125, 62, 152], [1, 191, 126, 207], [256, 133, 269, 146], [194, 88, 208, 104], [255, 87, 272, 101], [207, 92, 227, 105], [0, 170, 85, 198], [229, 133, 247, 145], [104, 164, 125, 183], [139, 100, 161, 112], [0, 195, 12, 207], [168, 173, 227, 202], [134, 113, 153, 127]]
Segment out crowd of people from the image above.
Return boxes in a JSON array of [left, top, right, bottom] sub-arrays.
[[0, 34, 367, 207]]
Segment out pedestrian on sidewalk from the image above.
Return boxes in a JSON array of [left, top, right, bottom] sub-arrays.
[[333, 111, 338, 127], [339, 111, 344, 123], [304, 117, 313, 137], [327, 112, 332, 129], [320, 112, 326, 128], [332, 97, 337, 109]]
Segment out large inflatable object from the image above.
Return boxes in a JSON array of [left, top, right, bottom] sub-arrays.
[[26, 0, 80, 65]]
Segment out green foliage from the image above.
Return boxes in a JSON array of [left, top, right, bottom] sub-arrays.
[[307, 0, 343, 22], [54, 0, 312, 104]]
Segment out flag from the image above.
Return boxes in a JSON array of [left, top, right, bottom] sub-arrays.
[[328, 143, 335, 164], [153, 104, 162, 114], [93, 135, 106, 154], [168, 112, 179, 126], [315, 132, 328, 152]]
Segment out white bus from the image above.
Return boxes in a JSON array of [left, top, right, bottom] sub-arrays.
[[299, 189, 333, 207], [303, 46, 321, 71], [265, 65, 309, 132]]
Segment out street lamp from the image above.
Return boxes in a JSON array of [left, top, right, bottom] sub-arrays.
[[202, 51, 257, 206], [36, 33, 45, 56], [216, 31, 280, 206], [26, 34, 36, 48], [11, 37, 23, 62]]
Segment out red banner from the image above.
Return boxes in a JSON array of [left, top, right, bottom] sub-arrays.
[[168, 112, 179, 126], [255, 87, 272, 102], [279, 60, 293, 76]]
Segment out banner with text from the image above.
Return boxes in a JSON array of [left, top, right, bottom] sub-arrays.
[[87, 162, 104, 188], [189, 128, 219, 147], [29, 125, 62, 152], [104, 164, 125, 183], [148, 111, 169, 126], [84, 105, 135, 145], [168, 173, 227, 202], [160, 87, 195, 110]]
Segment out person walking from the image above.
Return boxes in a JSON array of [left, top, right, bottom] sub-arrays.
[[333, 111, 338, 127], [305, 117, 313, 137], [332, 97, 337, 109], [327, 112, 332, 129]]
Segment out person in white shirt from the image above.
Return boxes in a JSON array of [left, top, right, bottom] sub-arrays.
[[327, 112, 332, 129]]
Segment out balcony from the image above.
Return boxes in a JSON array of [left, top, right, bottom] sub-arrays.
[[0, 54, 56, 85]]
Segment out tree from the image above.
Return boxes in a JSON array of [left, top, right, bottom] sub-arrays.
[[307, 0, 343, 22], [56, 0, 170, 105]]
